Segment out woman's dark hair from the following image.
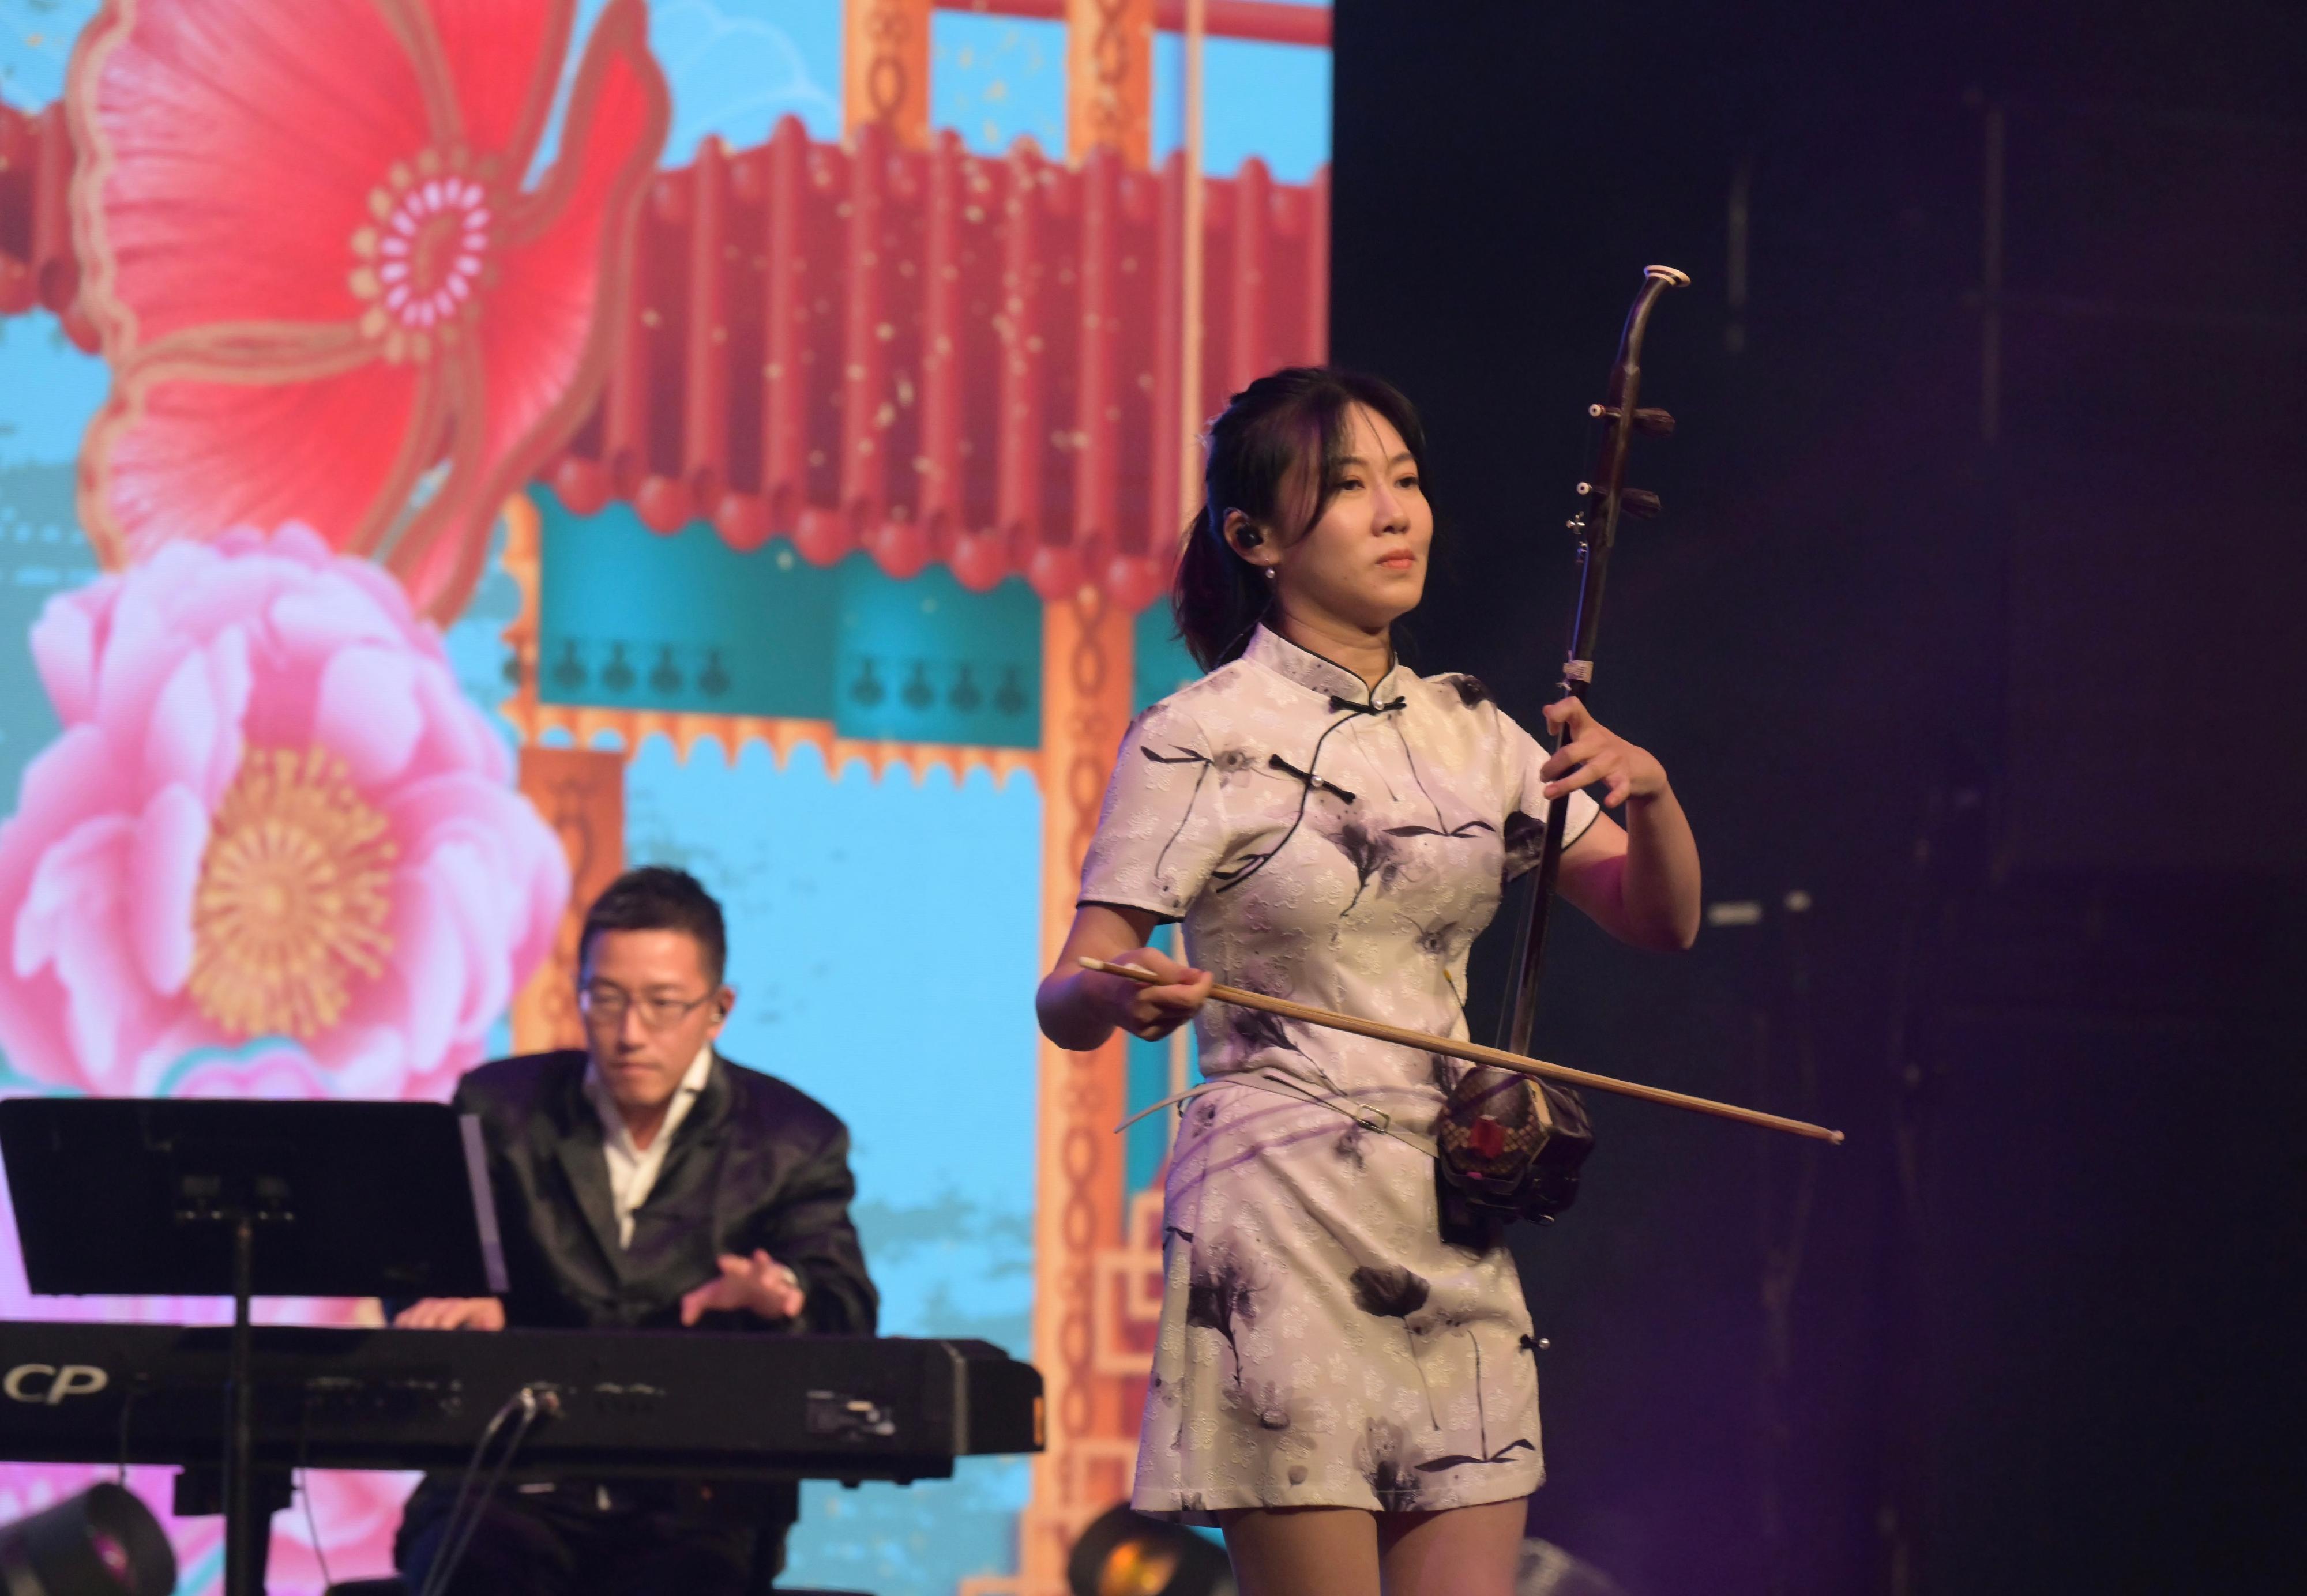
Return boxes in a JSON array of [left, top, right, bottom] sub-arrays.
[[1172, 366, 1430, 671], [579, 865, 727, 984]]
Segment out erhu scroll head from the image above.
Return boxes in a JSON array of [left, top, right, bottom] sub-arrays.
[[1644, 264, 1693, 287]]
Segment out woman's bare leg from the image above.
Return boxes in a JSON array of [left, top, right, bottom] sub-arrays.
[[1218, 1506, 1381, 1596], [1376, 1499, 1528, 1596]]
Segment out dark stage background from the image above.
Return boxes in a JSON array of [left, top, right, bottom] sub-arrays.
[[1331, 3, 2306, 1593]]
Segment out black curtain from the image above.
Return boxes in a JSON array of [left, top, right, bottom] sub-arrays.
[[1329, 2, 2307, 1591]]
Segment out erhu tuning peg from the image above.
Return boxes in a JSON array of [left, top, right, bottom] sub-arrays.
[[1587, 404, 1677, 438], [1620, 488, 1662, 518]]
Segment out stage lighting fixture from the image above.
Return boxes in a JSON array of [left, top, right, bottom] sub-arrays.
[[1066, 1504, 1233, 1596], [0, 1484, 176, 1596]]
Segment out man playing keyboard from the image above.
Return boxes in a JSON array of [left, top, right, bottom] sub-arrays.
[[392, 865, 876, 1596]]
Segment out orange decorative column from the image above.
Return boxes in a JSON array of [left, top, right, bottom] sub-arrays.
[[990, 8, 1162, 1593], [510, 748, 627, 1053], [499, 491, 628, 1055], [846, 0, 933, 150], [1014, 586, 1140, 1595], [1067, 0, 1155, 165]]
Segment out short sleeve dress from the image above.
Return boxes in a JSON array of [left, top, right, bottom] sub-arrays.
[[1079, 624, 1602, 1523]]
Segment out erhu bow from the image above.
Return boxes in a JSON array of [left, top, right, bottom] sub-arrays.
[[1085, 957, 1841, 1144], [1496, 264, 1692, 1059]]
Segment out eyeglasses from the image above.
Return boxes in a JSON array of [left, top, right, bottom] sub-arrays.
[[577, 986, 719, 1032]]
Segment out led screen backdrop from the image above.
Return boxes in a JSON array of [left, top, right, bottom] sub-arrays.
[[0, 2, 1329, 1593]]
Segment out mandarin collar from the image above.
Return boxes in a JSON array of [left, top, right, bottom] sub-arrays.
[[1242, 624, 1406, 709]]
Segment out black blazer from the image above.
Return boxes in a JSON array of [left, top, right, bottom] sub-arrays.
[[452, 1049, 876, 1336]]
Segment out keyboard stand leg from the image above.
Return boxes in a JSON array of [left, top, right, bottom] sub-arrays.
[[175, 1466, 292, 1593]]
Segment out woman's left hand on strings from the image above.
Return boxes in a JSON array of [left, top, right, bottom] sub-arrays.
[[1540, 697, 1670, 808]]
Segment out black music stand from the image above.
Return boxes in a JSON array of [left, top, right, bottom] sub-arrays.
[[0, 1098, 509, 1596]]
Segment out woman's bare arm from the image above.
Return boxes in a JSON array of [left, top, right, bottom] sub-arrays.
[[1036, 904, 1215, 1051], [1542, 698, 1702, 953]]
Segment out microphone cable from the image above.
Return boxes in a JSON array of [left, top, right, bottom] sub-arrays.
[[295, 1392, 334, 1593], [415, 1384, 557, 1596]]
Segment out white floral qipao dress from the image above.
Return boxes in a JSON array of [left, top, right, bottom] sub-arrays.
[[1080, 624, 1602, 1523]]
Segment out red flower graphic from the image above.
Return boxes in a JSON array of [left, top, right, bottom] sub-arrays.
[[66, 0, 670, 622]]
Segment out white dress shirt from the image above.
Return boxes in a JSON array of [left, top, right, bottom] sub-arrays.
[[583, 1043, 714, 1248]]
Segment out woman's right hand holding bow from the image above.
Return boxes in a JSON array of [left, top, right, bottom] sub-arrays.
[[1036, 905, 1213, 1049]]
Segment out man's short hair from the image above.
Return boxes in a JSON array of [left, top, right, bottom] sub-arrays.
[[578, 867, 728, 984]]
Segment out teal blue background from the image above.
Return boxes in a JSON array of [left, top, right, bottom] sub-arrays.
[[623, 735, 1042, 1595], [537, 503, 1044, 746]]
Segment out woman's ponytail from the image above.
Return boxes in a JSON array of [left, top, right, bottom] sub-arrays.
[[1172, 503, 1271, 671]]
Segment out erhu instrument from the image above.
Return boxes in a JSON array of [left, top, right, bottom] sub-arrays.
[[1497, 264, 1692, 1060]]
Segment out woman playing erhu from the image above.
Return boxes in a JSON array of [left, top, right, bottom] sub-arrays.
[[1036, 369, 1702, 1596]]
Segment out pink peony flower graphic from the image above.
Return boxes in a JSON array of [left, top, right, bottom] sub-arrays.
[[0, 524, 568, 1100], [66, 0, 670, 623], [163, 1039, 348, 1100]]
